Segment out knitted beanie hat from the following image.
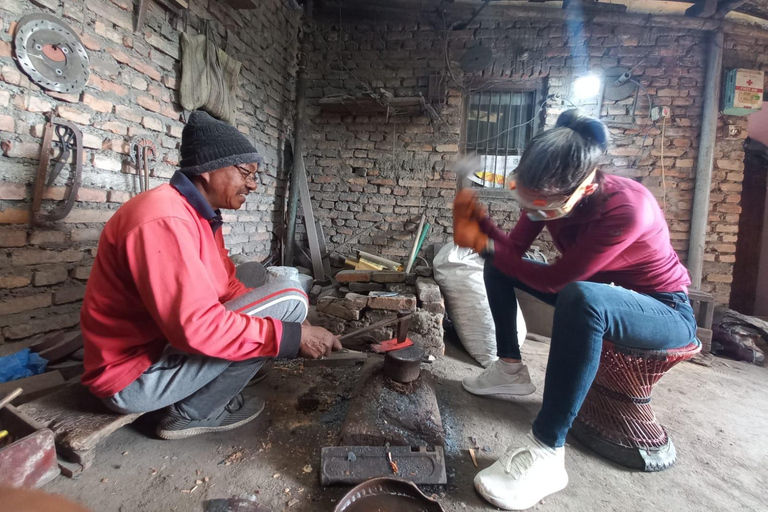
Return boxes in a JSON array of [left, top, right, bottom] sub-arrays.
[[178, 110, 262, 175]]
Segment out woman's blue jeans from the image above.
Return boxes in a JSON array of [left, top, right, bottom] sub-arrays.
[[484, 259, 698, 448]]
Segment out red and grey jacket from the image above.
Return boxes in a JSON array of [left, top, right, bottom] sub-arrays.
[[80, 171, 301, 398]]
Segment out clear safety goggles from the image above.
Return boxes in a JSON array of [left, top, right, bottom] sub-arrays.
[[507, 169, 596, 221]]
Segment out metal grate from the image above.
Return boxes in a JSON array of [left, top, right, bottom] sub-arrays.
[[466, 90, 537, 189]]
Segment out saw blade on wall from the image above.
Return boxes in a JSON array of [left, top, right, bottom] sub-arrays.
[[13, 13, 90, 94]]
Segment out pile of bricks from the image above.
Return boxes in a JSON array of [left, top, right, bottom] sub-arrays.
[[307, 268, 446, 357]]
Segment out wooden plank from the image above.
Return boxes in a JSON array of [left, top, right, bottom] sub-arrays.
[[18, 384, 143, 454], [298, 157, 325, 280], [47, 361, 85, 381], [37, 332, 83, 364], [0, 372, 65, 405]]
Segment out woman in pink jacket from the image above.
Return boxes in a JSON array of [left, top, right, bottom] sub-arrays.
[[453, 110, 697, 510]]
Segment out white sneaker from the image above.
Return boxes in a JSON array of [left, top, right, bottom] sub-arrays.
[[474, 432, 568, 510], [462, 360, 536, 396]]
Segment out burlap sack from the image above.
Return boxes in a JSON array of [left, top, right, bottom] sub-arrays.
[[179, 21, 240, 125]]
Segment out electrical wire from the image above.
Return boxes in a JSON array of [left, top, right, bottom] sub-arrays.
[[660, 115, 667, 213]]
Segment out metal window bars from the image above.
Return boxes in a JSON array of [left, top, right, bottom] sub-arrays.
[[466, 90, 536, 189]]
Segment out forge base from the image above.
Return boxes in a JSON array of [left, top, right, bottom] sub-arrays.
[[339, 358, 445, 448]]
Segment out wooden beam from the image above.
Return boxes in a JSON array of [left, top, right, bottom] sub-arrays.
[[717, 0, 750, 16]]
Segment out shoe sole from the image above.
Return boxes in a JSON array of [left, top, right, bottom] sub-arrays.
[[462, 381, 536, 397], [156, 401, 266, 440], [475, 472, 568, 510]]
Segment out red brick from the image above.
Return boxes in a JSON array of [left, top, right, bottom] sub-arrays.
[[0, 293, 52, 315], [98, 121, 129, 135], [107, 190, 132, 203], [142, 116, 163, 131], [82, 132, 102, 149], [61, 209, 116, 223], [70, 228, 102, 241], [77, 30, 102, 51], [10, 248, 83, 266], [33, 266, 69, 286], [0, 113, 13, 132], [137, 95, 162, 113], [706, 273, 733, 283], [717, 159, 743, 171], [0, 228, 27, 247], [71, 266, 92, 280], [1, 65, 22, 86], [76, 188, 108, 203], [103, 139, 130, 154], [367, 291, 417, 312], [2, 141, 41, 159], [0, 275, 31, 289], [132, 76, 148, 91], [53, 284, 87, 305], [335, 270, 372, 283], [0, 40, 10, 57], [82, 94, 113, 113], [45, 91, 80, 103], [86, 0, 133, 31], [94, 21, 122, 45], [43, 187, 67, 201], [56, 105, 91, 125], [0, 90, 10, 107], [92, 154, 123, 171], [15, 95, 53, 113], [88, 75, 128, 96], [436, 144, 459, 152], [28, 230, 66, 245]]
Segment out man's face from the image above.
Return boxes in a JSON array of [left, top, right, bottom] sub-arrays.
[[204, 163, 259, 210]]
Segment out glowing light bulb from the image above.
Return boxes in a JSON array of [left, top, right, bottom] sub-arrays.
[[572, 74, 602, 99]]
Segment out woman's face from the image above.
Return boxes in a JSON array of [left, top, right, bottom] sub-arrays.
[[511, 169, 599, 221]]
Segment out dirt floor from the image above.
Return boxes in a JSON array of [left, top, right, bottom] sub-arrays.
[[46, 335, 768, 512]]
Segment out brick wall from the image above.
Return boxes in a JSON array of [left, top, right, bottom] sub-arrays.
[[304, 14, 714, 277], [0, 0, 300, 345], [704, 34, 768, 303]]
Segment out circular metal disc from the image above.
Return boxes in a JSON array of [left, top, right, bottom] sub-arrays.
[[14, 14, 90, 93], [460, 46, 493, 73], [603, 67, 638, 102]]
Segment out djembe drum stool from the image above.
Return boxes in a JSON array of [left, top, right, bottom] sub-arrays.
[[570, 339, 701, 472]]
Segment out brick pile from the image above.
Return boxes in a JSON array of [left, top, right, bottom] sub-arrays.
[[0, 0, 300, 344], [302, 10, 755, 305], [307, 268, 445, 357]]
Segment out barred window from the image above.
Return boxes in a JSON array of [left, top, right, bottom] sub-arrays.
[[466, 90, 538, 189]]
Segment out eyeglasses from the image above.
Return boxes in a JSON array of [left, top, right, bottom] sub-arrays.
[[235, 164, 259, 185], [508, 169, 596, 221]]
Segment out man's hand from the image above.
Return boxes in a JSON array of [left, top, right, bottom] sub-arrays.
[[298, 325, 342, 359]]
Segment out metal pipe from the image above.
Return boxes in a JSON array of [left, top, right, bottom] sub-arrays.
[[284, 0, 313, 266], [687, 30, 723, 289], [405, 213, 426, 273]]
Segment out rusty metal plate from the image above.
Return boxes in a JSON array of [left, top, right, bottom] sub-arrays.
[[320, 446, 446, 486], [334, 477, 445, 512]]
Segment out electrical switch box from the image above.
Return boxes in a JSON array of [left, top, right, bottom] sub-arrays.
[[722, 68, 764, 116]]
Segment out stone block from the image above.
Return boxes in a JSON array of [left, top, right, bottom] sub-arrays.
[[71, 266, 91, 280], [343, 293, 368, 311], [0, 228, 27, 247], [386, 283, 416, 295], [423, 299, 446, 316], [371, 271, 406, 283], [335, 270, 372, 283], [414, 266, 433, 277], [416, 277, 441, 303], [0, 293, 52, 315], [368, 292, 416, 312], [317, 297, 360, 321]]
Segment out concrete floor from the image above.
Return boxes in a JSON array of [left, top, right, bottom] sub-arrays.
[[46, 336, 768, 512]]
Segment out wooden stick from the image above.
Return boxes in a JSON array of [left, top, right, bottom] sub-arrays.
[[0, 388, 23, 411]]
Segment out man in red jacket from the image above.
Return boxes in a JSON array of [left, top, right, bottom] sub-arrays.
[[81, 111, 340, 440]]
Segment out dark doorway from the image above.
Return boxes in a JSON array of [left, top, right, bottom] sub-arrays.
[[730, 137, 768, 315]]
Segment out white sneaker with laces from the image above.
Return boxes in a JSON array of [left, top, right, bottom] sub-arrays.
[[474, 432, 568, 510], [462, 360, 536, 396]]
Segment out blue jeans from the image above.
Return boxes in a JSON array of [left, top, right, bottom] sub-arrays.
[[484, 260, 698, 448]]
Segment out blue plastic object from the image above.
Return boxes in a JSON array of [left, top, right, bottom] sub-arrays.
[[0, 348, 48, 383]]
